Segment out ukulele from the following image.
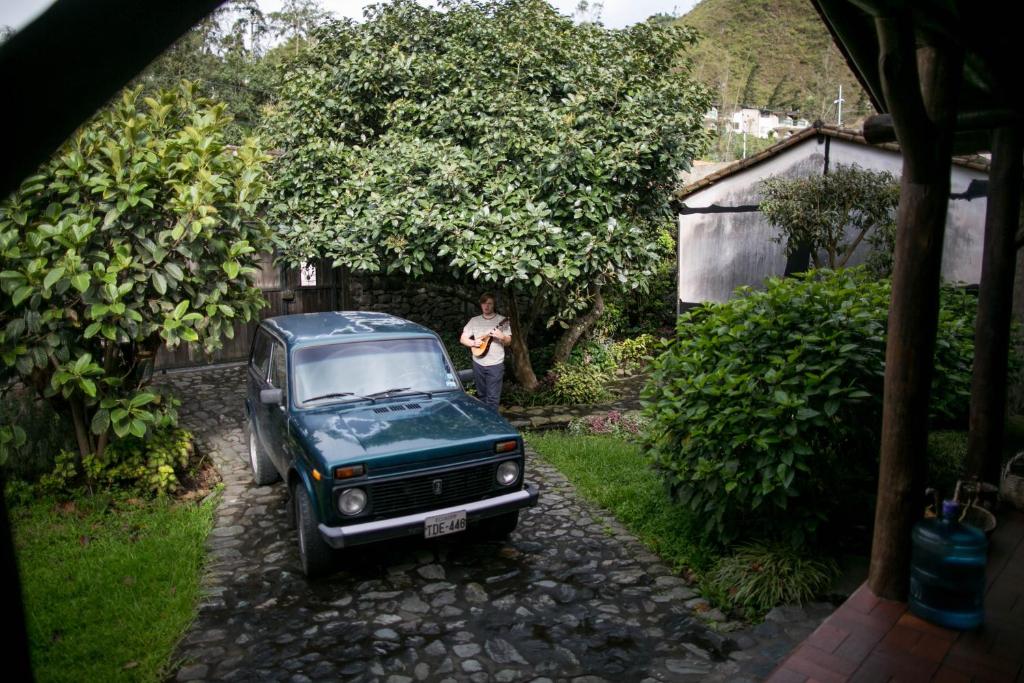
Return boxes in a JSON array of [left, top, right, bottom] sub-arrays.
[[470, 317, 511, 359]]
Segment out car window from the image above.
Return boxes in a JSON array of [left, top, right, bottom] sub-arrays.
[[292, 337, 457, 406], [270, 341, 287, 401], [251, 330, 272, 380]]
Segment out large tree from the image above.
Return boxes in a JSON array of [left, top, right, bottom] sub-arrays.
[[265, 0, 711, 389], [136, 0, 334, 140], [0, 82, 272, 464], [759, 164, 900, 272]]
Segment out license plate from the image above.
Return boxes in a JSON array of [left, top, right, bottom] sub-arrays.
[[424, 511, 467, 538]]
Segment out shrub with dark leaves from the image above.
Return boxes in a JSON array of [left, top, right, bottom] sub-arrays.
[[642, 268, 977, 547]]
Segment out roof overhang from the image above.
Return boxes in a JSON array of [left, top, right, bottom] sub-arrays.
[[809, 0, 1023, 155]]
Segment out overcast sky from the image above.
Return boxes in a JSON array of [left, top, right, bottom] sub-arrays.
[[2, 0, 699, 33]]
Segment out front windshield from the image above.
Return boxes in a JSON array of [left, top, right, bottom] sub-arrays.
[[292, 337, 458, 406]]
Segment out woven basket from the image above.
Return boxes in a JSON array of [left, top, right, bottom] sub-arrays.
[[1001, 452, 1024, 511]]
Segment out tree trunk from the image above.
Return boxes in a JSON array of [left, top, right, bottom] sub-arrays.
[[868, 19, 961, 601], [504, 294, 539, 391], [68, 396, 93, 463], [966, 126, 1022, 484], [551, 285, 605, 365]]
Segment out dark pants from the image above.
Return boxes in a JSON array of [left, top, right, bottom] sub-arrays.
[[473, 361, 504, 412]]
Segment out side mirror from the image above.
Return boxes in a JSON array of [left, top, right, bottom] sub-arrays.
[[457, 368, 474, 386], [260, 388, 284, 405]]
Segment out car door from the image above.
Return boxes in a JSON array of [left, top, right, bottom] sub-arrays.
[[247, 328, 273, 451], [263, 338, 290, 473]]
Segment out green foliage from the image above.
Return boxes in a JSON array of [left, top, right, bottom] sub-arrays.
[[703, 542, 838, 616], [136, 0, 332, 140], [610, 334, 660, 374], [13, 494, 216, 682], [642, 268, 978, 547], [549, 360, 612, 405], [0, 82, 272, 467], [38, 420, 194, 498], [266, 0, 711, 360], [569, 339, 618, 373], [528, 431, 717, 572], [704, 129, 777, 163], [931, 286, 979, 426], [598, 229, 678, 336], [927, 430, 968, 499], [0, 385, 76, 479], [678, 0, 869, 120], [758, 164, 900, 270], [88, 427, 194, 497]]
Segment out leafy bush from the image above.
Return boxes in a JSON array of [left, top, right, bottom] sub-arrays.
[[567, 410, 649, 437], [0, 81, 271, 474], [568, 339, 617, 373], [759, 164, 899, 270], [703, 542, 838, 616], [550, 361, 612, 405], [39, 420, 195, 498], [927, 430, 968, 498], [930, 286, 979, 427], [87, 427, 194, 497], [610, 334, 660, 374], [0, 384, 75, 481], [643, 268, 977, 547], [598, 230, 678, 338]]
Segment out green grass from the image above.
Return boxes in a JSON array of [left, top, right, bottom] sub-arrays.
[[11, 494, 217, 682], [526, 431, 716, 572]]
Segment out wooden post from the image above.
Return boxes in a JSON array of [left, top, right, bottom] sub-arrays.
[[966, 126, 1023, 484], [868, 16, 962, 600]]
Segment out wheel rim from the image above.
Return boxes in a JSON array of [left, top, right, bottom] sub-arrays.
[[296, 493, 307, 563], [249, 428, 258, 472]]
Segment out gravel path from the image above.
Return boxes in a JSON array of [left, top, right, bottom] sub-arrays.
[[164, 365, 832, 682]]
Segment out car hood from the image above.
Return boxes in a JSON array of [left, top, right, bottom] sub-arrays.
[[289, 392, 519, 472]]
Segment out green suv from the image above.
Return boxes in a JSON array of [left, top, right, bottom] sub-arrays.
[[244, 311, 539, 576]]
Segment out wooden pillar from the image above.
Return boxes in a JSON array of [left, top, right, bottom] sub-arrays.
[[868, 17, 962, 600], [966, 127, 1023, 484]]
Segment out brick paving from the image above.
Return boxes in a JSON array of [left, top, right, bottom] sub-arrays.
[[767, 510, 1024, 683]]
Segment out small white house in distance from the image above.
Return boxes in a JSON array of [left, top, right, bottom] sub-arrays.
[[673, 124, 990, 308]]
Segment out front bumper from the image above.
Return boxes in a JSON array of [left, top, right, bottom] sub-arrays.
[[317, 482, 540, 549]]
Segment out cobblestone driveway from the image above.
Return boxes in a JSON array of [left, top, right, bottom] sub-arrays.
[[166, 366, 830, 683]]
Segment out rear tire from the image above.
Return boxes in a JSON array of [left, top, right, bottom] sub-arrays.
[[481, 510, 519, 540], [294, 483, 335, 578], [246, 420, 279, 486]]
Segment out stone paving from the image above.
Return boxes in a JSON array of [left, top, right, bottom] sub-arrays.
[[164, 365, 834, 682]]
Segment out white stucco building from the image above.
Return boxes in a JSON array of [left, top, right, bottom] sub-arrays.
[[674, 124, 990, 306]]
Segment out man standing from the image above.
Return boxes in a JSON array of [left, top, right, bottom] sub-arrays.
[[460, 292, 511, 411]]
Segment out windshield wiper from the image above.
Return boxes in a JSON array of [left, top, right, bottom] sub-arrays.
[[364, 387, 434, 399], [363, 386, 411, 398], [303, 392, 370, 404]]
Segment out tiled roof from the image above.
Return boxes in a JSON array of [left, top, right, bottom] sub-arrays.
[[675, 124, 990, 201]]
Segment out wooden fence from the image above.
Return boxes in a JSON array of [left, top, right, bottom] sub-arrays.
[[154, 256, 349, 370]]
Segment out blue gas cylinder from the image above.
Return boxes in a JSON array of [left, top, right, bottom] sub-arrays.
[[909, 500, 987, 629]]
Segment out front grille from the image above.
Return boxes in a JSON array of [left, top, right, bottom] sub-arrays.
[[366, 462, 499, 517]]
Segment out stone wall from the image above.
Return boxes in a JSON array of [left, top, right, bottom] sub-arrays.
[[348, 275, 479, 348]]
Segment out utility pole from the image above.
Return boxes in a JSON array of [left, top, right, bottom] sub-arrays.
[[834, 85, 845, 127]]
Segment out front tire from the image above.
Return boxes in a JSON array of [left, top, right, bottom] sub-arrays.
[[246, 420, 279, 486], [294, 483, 335, 578]]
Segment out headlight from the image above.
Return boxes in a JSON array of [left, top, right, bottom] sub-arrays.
[[496, 460, 519, 486], [338, 488, 367, 515]]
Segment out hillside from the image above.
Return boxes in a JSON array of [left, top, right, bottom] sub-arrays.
[[678, 0, 872, 123]]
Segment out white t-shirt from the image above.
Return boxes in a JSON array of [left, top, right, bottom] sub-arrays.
[[463, 314, 510, 367]]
